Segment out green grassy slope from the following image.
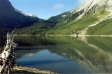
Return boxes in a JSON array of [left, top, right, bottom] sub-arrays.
[[46, 10, 110, 35], [87, 17, 112, 35], [15, 8, 111, 35]]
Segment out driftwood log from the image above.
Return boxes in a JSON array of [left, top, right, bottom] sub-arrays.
[[0, 31, 17, 74]]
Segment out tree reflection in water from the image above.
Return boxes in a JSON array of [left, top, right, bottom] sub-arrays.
[[15, 36, 112, 73]]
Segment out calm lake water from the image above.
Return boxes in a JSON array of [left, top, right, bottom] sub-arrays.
[[15, 36, 112, 74]]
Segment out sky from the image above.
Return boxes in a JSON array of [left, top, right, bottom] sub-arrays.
[[9, 0, 88, 19]]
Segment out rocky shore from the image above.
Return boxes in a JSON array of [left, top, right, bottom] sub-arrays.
[[12, 66, 57, 74]]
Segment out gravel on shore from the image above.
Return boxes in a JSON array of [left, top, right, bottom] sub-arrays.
[[12, 66, 58, 74]]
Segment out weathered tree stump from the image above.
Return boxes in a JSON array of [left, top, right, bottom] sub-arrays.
[[0, 31, 16, 74]]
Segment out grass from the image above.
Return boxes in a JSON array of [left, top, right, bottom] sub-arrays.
[[47, 14, 98, 35], [87, 17, 112, 35], [46, 10, 110, 35], [15, 9, 111, 35]]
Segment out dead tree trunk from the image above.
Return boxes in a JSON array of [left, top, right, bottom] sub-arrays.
[[0, 31, 17, 74]]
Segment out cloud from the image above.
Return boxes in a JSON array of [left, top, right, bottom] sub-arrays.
[[52, 3, 65, 10]]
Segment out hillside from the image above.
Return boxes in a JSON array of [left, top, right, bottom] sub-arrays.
[[46, 0, 112, 35], [0, 0, 39, 32], [15, 0, 112, 35], [15, 21, 57, 35]]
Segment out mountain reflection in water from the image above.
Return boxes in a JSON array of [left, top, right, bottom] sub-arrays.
[[15, 36, 112, 73]]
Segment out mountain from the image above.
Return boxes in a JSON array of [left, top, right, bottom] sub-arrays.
[[0, 0, 39, 29], [46, 0, 112, 35], [0, 0, 57, 36], [15, 21, 57, 35], [15, 0, 112, 35], [0, 0, 40, 46]]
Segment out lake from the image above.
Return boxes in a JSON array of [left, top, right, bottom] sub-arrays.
[[15, 36, 112, 74]]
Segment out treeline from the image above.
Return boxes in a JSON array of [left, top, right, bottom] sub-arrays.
[[15, 21, 57, 35]]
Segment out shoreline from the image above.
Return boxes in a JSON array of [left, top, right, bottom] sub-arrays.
[[14, 34, 112, 37], [12, 66, 57, 74]]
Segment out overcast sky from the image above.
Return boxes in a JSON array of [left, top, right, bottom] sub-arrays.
[[9, 0, 89, 19]]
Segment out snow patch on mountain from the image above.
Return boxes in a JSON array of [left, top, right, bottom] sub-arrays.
[[62, 15, 67, 17]]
